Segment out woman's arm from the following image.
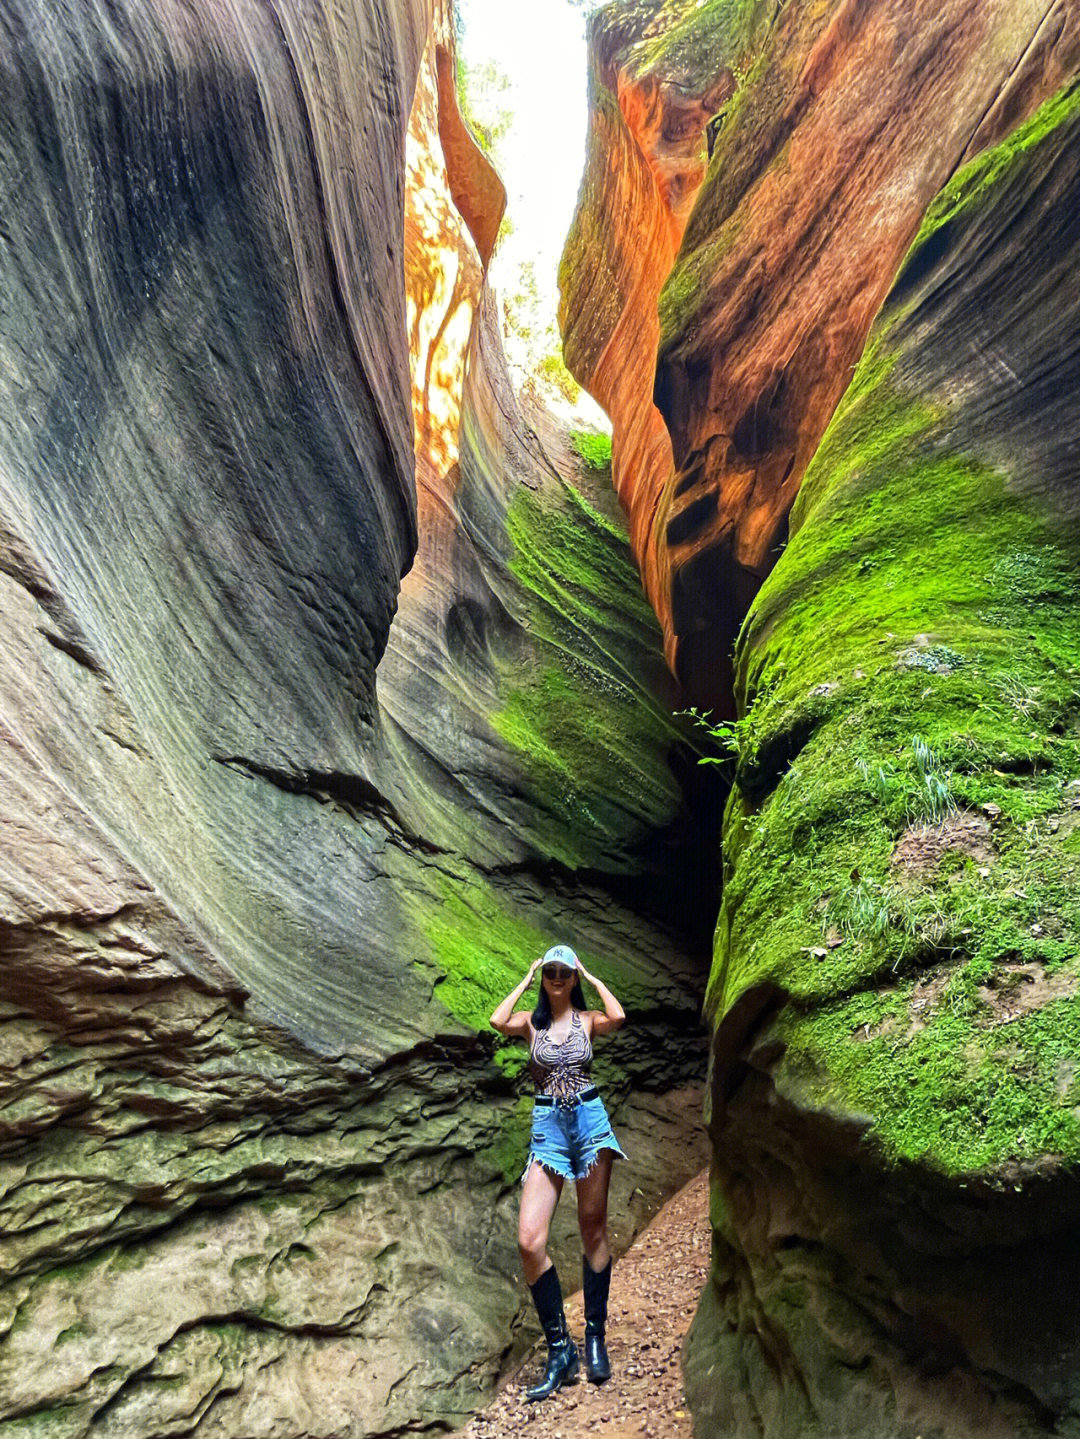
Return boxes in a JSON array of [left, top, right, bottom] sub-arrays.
[[576, 962, 625, 1037], [489, 957, 542, 1036]]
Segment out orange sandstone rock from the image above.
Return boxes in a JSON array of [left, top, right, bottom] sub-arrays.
[[656, 0, 1080, 704], [563, 0, 1080, 709], [560, 3, 737, 691]]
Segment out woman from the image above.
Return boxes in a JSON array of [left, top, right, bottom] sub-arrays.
[[489, 944, 627, 1401]]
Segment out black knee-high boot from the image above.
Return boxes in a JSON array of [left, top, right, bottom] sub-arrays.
[[582, 1255, 612, 1382], [524, 1264, 580, 1401]]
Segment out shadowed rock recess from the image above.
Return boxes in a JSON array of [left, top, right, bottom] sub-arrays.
[[560, 0, 1080, 1435], [0, 2, 713, 1434]]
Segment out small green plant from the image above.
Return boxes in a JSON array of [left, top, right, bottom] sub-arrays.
[[855, 755, 899, 806], [994, 672, 1041, 717], [680, 706, 749, 764], [910, 734, 955, 823], [828, 878, 893, 940]]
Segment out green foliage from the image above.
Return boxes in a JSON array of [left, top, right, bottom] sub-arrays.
[[681, 705, 749, 765], [539, 351, 582, 405], [910, 735, 955, 823], [503, 264, 584, 406], [454, 52, 513, 163]]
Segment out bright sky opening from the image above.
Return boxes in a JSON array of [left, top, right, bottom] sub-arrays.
[[454, 0, 608, 427]]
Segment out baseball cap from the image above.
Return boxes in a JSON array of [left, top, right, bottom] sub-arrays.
[[542, 945, 579, 969]]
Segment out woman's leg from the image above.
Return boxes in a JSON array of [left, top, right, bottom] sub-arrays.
[[575, 1149, 613, 1270], [519, 1162, 579, 1399], [576, 1151, 615, 1383], [519, 1160, 564, 1284]]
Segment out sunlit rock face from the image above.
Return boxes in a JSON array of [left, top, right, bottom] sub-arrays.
[[565, 0, 1080, 707], [559, 0, 739, 685], [0, 2, 709, 1434], [560, 1, 1080, 1433], [684, 79, 1080, 1439]]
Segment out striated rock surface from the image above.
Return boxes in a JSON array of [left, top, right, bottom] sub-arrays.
[[685, 82, 1080, 1437], [559, 0, 755, 684], [564, 0, 1080, 706], [0, 2, 710, 1434]]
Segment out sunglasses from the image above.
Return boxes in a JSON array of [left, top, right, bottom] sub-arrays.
[[543, 966, 575, 981]]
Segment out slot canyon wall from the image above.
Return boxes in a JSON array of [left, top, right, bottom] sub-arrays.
[[0, 2, 711, 1434], [561, 0, 1080, 1435]]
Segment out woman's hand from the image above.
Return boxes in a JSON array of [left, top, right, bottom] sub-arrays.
[[576, 962, 625, 1034], [489, 958, 543, 1035]]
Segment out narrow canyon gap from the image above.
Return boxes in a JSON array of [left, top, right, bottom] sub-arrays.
[[4, 0, 1080, 1436], [0, 1, 711, 1433]]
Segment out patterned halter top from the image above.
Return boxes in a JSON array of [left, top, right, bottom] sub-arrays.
[[529, 1010, 593, 1106]]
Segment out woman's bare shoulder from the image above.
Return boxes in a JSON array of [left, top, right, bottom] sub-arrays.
[[496, 1009, 534, 1040]]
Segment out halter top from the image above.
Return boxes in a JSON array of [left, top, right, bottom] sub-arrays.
[[529, 1010, 593, 1106]]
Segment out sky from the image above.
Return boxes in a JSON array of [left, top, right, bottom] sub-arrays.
[[455, 0, 608, 423]]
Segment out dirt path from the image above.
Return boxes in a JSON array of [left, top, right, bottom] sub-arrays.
[[458, 1170, 710, 1439]]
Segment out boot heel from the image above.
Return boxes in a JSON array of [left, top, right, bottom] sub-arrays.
[[565, 1346, 580, 1383]]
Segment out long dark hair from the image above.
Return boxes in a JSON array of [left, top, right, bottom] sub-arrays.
[[531, 976, 587, 1029]]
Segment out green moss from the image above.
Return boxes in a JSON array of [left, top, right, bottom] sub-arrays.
[[708, 95, 1080, 1174], [0, 1407, 86, 1438], [409, 868, 659, 1037], [625, 0, 771, 90], [569, 429, 613, 470], [493, 1047, 527, 1078], [490, 1094, 534, 1185], [911, 80, 1080, 250], [54, 1324, 90, 1346], [107, 1243, 148, 1273], [409, 871, 553, 1034], [778, 965, 1080, 1172], [658, 214, 745, 345], [492, 476, 684, 871]]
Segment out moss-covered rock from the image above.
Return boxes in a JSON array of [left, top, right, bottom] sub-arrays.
[[688, 81, 1080, 1439], [0, 6, 711, 1435]]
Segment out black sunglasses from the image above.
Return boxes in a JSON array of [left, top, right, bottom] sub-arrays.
[[543, 965, 575, 981]]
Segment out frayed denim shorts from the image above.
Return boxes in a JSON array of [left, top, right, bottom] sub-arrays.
[[520, 1088, 628, 1184]]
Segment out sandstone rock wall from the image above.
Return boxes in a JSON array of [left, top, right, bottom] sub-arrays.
[[560, 1, 1080, 1433], [0, 3, 710, 1433], [564, 0, 1080, 707], [559, 0, 756, 690], [685, 69, 1080, 1439]]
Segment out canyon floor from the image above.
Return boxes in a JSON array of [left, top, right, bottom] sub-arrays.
[[458, 1169, 709, 1439]]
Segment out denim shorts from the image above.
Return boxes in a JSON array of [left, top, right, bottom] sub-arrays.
[[520, 1092, 628, 1184]]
